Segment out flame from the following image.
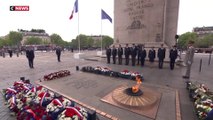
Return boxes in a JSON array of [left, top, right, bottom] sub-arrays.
[[132, 75, 142, 93]]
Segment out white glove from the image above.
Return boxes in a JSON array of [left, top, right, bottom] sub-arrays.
[[187, 61, 191, 65]]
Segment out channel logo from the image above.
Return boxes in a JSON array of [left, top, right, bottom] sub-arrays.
[[10, 6, 29, 11]]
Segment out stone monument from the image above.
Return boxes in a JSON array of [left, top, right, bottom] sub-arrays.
[[114, 0, 179, 47]]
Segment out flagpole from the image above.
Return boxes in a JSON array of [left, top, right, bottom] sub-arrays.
[[101, 15, 103, 53], [78, 2, 80, 53]]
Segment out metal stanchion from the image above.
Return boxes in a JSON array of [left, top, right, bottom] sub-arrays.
[[209, 52, 212, 65], [199, 59, 202, 72]]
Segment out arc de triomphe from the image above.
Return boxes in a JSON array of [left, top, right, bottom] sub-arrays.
[[114, 0, 179, 48]]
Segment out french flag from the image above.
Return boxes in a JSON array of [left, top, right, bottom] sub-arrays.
[[6, 88, 17, 94], [65, 106, 83, 119], [69, 0, 78, 20], [52, 99, 63, 107], [25, 109, 36, 119]]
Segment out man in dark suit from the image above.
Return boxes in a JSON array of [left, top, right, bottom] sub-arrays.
[[56, 46, 62, 62], [26, 46, 35, 68], [137, 44, 141, 65], [140, 45, 147, 66], [8, 49, 13, 58], [106, 46, 111, 64], [157, 44, 166, 69], [112, 45, 117, 64], [124, 44, 130, 65], [117, 44, 123, 65], [169, 45, 178, 70], [148, 47, 156, 64], [131, 44, 137, 66]]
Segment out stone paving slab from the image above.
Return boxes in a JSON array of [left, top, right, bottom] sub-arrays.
[[37, 71, 177, 120], [0, 51, 212, 120]]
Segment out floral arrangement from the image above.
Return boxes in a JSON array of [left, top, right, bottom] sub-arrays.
[[2, 79, 89, 120], [43, 70, 71, 81], [186, 81, 213, 120], [81, 66, 144, 81], [119, 70, 143, 80]]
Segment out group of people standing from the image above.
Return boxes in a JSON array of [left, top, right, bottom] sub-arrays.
[[106, 43, 179, 70], [25, 46, 62, 69]]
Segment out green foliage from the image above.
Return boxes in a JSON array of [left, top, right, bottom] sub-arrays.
[[50, 34, 65, 46], [0, 38, 5, 48], [87, 37, 94, 48], [70, 34, 113, 49], [178, 32, 213, 48], [102, 36, 113, 48], [24, 37, 43, 45], [8, 31, 23, 46], [196, 34, 213, 48], [177, 32, 198, 49]]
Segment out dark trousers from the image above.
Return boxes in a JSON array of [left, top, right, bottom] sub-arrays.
[[170, 60, 175, 70], [57, 54, 61, 62], [118, 56, 122, 65], [125, 56, 129, 65], [158, 59, 164, 69], [141, 58, 145, 66], [112, 55, 116, 64], [132, 56, 136, 66], [9, 53, 12, 57], [107, 56, 111, 64], [137, 56, 140, 65], [28, 59, 34, 68]]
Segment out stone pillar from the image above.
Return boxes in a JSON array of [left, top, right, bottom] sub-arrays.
[[114, 0, 179, 48]]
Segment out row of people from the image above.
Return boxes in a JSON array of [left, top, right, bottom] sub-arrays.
[[106, 44, 178, 70]]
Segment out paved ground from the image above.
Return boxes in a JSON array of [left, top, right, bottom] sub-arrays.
[[0, 51, 212, 120]]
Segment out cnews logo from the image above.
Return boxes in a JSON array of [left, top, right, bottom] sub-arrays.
[[10, 6, 29, 11]]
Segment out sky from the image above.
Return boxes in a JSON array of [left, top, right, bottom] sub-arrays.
[[0, 0, 213, 42]]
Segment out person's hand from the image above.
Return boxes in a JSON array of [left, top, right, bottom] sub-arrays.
[[187, 61, 191, 65]]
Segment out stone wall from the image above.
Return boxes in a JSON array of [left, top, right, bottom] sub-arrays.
[[114, 0, 179, 47]]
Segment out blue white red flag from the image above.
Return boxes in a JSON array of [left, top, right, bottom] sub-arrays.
[[69, 0, 78, 20]]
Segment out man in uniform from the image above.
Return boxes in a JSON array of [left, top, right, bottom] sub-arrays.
[[112, 45, 117, 64], [137, 44, 141, 65], [131, 44, 137, 66], [157, 44, 166, 69], [140, 45, 147, 66], [183, 41, 195, 79], [124, 44, 130, 65], [117, 44, 123, 65], [148, 47, 156, 64], [106, 46, 111, 64], [169, 45, 178, 70]]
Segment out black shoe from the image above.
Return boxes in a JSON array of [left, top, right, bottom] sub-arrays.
[[182, 76, 189, 79]]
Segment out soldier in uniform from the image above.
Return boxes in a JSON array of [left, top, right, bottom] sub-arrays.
[[169, 45, 178, 70], [124, 44, 130, 65], [157, 44, 166, 69], [112, 45, 117, 64], [117, 44, 123, 65], [137, 44, 141, 65], [183, 41, 195, 79], [106, 46, 111, 64], [140, 45, 147, 66], [148, 47, 156, 64], [131, 44, 137, 66]]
